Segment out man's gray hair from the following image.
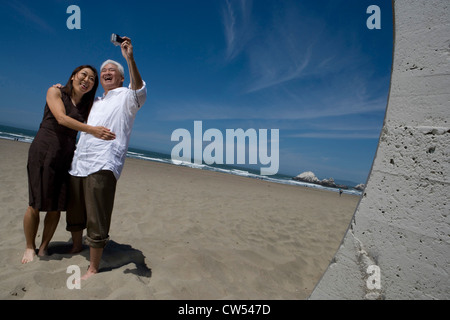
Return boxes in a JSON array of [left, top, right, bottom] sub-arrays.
[[101, 59, 125, 77]]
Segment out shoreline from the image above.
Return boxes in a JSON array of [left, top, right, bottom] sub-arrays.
[[0, 123, 363, 195], [0, 134, 363, 196]]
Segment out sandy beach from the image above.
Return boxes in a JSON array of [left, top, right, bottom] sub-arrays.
[[0, 138, 359, 300]]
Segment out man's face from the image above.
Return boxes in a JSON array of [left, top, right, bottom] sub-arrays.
[[100, 63, 124, 92]]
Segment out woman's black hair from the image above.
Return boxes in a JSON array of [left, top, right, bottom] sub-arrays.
[[62, 65, 99, 119]]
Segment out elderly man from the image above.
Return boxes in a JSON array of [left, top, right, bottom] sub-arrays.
[[66, 36, 147, 280]]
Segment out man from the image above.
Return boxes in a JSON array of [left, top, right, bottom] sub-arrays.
[[66, 36, 146, 280]]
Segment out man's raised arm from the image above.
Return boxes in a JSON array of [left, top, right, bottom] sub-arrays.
[[120, 36, 144, 90]]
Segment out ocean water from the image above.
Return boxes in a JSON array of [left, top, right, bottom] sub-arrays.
[[0, 124, 362, 196]]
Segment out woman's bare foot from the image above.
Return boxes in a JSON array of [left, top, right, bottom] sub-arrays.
[[69, 231, 83, 254], [68, 245, 83, 254], [37, 247, 48, 257], [21, 248, 36, 264]]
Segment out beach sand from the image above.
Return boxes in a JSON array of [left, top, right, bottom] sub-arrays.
[[0, 139, 360, 300]]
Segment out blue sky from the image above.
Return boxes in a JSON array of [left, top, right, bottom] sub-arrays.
[[0, 0, 393, 184]]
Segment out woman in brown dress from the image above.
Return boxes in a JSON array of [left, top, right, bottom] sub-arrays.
[[22, 65, 116, 263]]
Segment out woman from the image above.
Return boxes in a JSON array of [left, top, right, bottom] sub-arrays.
[[22, 65, 116, 264]]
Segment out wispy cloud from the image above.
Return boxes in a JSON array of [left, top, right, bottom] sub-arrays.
[[6, 1, 56, 34], [155, 0, 389, 153], [222, 0, 253, 61], [221, 0, 352, 93], [152, 64, 389, 122], [153, 92, 386, 122], [287, 132, 380, 140]]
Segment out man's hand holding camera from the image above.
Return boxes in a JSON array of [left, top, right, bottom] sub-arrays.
[[116, 36, 143, 91], [119, 36, 134, 62]]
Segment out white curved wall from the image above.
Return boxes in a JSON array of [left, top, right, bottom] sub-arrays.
[[309, 0, 450, 299]]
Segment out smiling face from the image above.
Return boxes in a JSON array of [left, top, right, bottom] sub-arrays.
[[71, 67, 96, 95], [100, 63, 124, 93]]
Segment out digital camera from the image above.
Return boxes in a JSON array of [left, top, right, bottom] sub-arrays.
[[111, 33, 125, 46]]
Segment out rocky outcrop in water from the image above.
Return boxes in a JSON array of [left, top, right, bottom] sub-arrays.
[[292, 171, 349, 189]]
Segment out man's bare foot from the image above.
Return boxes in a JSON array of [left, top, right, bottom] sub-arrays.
[[81, 268, 98, 281], [21, 248, 36, 264]]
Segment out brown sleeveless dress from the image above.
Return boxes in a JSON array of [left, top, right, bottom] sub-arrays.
[[27, 88, 88, 211]]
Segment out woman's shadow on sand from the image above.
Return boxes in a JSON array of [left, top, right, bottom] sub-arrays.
[[41, 239, 152, 280]]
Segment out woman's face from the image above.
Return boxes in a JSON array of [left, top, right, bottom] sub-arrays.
[[72, 68, 96, 95]]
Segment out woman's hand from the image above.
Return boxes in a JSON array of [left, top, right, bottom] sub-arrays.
[[89, 126, 116, 140]]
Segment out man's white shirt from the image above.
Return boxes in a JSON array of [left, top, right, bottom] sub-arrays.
[[69, 82, 147, 180]]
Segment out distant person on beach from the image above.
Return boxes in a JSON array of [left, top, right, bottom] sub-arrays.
[[66, 36, 147, 280], [22, 65, 116, 264]]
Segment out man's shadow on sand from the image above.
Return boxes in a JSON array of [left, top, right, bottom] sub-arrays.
[[41, 239, 152, 279]]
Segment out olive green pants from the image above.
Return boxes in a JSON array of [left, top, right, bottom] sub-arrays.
[[66, 170, 117, 248]]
